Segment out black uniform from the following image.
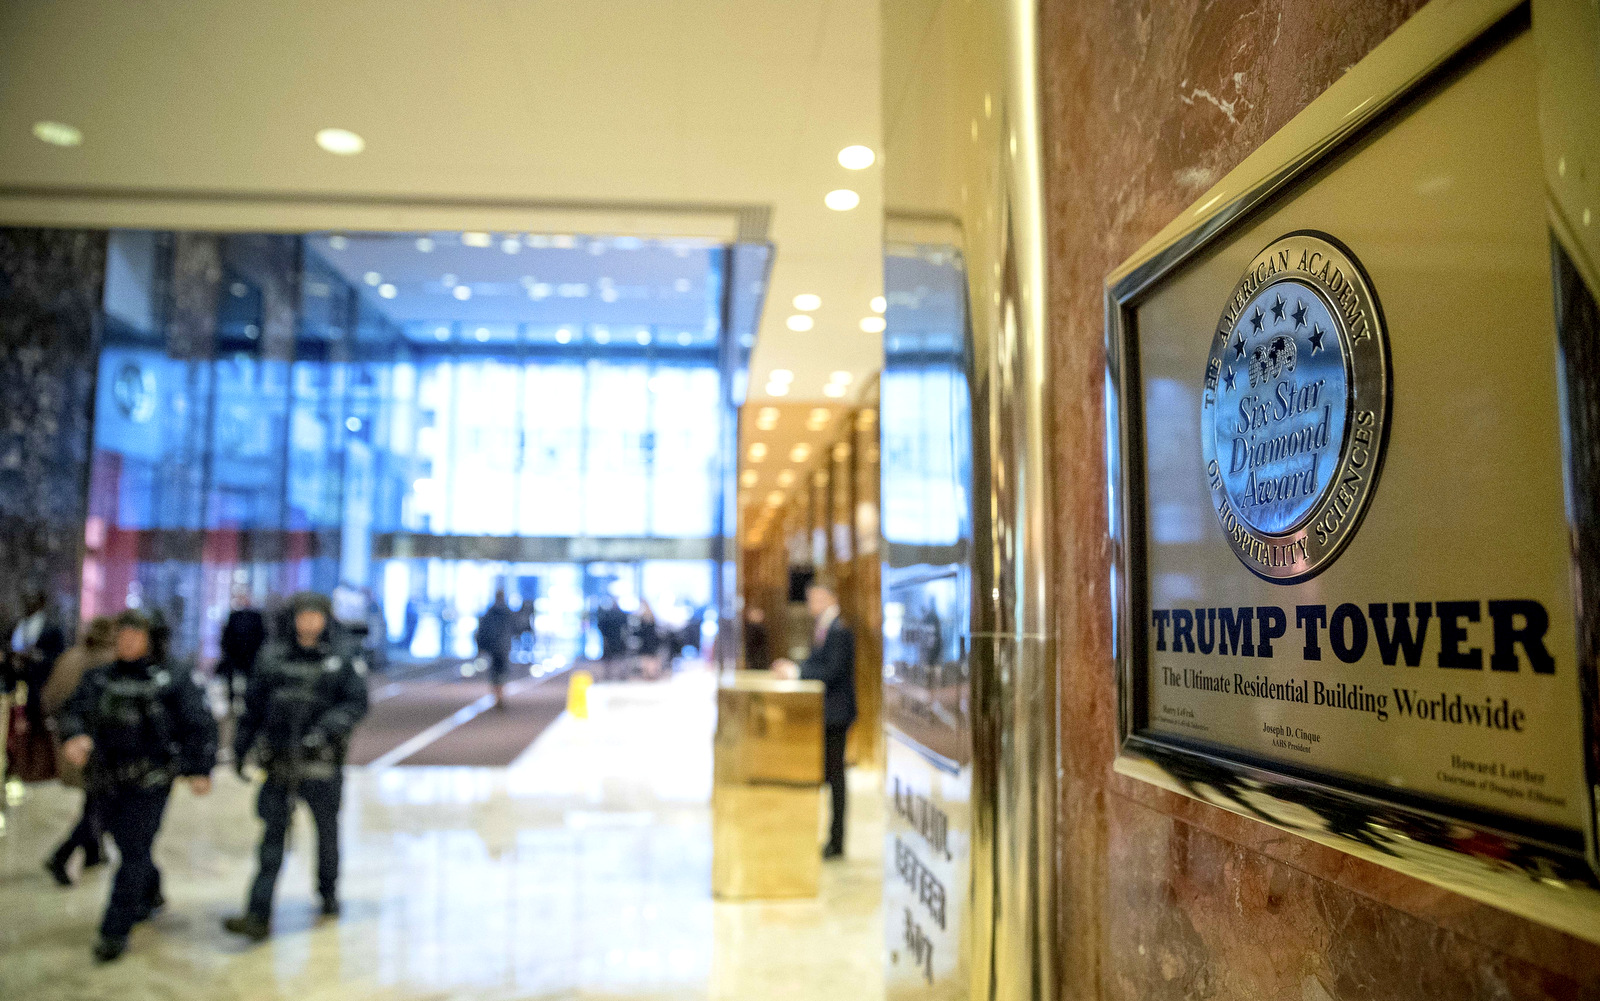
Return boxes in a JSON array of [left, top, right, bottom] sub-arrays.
[[56, 657, 218, 942], [234, 633, 368, 920], [799, 612, 857, 856]]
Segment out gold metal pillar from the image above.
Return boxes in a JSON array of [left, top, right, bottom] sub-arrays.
[[883, 0, 1056, 997], [711, 673, 826, 899]]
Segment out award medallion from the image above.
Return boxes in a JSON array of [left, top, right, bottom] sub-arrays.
[[1200, 233, 1390, 582]]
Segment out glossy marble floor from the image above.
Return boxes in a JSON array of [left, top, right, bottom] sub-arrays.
[[0, 669, 885, 1000]]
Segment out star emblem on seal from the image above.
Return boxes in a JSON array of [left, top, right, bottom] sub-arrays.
[[1308, 323, 1325, 354], [1232, 333, 1245, 360], [1270, 293, 1286, 323], [1250, 306, 1265, 333], [1222, 367, 1236, 392], [1291, 300, 1308, 329]]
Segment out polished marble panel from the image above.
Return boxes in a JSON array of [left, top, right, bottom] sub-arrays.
[[0, 669, 884, 1000]]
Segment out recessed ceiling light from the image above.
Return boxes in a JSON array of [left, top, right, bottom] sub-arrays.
[[786, 314, 815, 332], [749, 443, 768, 461], [871, 295, 886, 313], [595, 329, 611, 344], [501, 238, 521, 254], [766, 382, 790, 397], [740, 471, 758, 487], [364, 272, 382, 286], [315, 128, 365, 155], [32, 121, 83, 147], [462, 232, 492, 248], [378, 283, 397, 299], [475, 327, 490, 341], [777, 470, 795, 487], [346, 416, 363, 433], [790, 444, 811, 463], [453, 285, 471, 300], [823, 383, 847, 398], [677, 332, 692, 345], [837, 145, 875, 169], [416, 237, 434, 253], [860, 316, 886, 333], [769, 369, 794, 384], [824, 189, 861, 211], [327, 235, 348, 251], [441, 273, 457, 287], [555, 328, 572, 344], [637, 330, 651, 345], [434, 326, 451, 341], [766, 491, 785, 506], [793, 293, 821, 311], [830, 371, 852, 384], [530, 283, 552, 299]]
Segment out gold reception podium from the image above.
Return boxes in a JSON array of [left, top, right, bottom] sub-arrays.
[[712, 672, 825, 899]]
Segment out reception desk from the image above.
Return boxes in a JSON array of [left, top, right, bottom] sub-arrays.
[[711, 672, 824, 899]]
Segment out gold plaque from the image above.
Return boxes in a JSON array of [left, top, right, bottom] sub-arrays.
[[1106, 0, 1600, 943]]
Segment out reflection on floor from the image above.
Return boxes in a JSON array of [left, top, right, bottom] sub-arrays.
[[0, 669, 885, 1000]]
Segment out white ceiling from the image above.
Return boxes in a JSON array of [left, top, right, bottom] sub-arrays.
[[0, 0, 883, 402]]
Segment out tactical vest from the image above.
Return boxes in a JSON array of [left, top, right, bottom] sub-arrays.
[[259, 654, 345, 781], [91, 668, 177, 788]]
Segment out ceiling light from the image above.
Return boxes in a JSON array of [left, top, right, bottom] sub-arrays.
[[315, 128, 364, 155], [551, 235, 575, 248], [530, 283, 552, 299], [475, 327, 490, 341], [830, 371, 853, 385], [441, 273, 457, 287], [327, 235, 348, 251], [766, 382, 790, 397], [860, 316, 886, 333], [462, 232, 492, 248], [766, 491, 785, 506], [749, 443, 767, 461], [807, 408, 830, 429], [346, 417, 362, 432], [777, 470, 795, 487], [416, 237, 434, 253], [790, 444, 811, 463], [378, 283, 397, 299], [434, 326, 451, 341], [637, 330, 652, 345], [501, 238, 521, 254], [677, 332, 692, 345], [595, 329, 611, 344], [32, 121, 83, 147], [823, 383, 847, 398], [769, 369, 794, 384], [793, 293, 821, 311], [786, 314, 815, 332], [674, 278, 692, 293], [740, 470, 758, 487], [453, 286, 471, 300], [364, 272, 381, 286], [871, 295, 886, 313], [838, 145, 875, 169], [824, 189, 861, 211], [555, 328, 572, 344]]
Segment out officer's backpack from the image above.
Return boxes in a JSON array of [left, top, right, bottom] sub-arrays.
[[95, 670, 175, 763]]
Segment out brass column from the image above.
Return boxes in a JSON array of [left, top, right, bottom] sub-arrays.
[[883, 0, 1056, 997]]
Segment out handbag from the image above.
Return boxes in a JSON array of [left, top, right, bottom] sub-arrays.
[[6, 698, 58, 782]]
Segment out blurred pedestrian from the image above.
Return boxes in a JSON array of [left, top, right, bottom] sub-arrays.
[[219, 589, 267, 704], [42, 616, 116, 886], [773, 580, 856, 859], [224, 591, 368, 941], [57, 610, 217, 962], [476, 590, 516, 708]]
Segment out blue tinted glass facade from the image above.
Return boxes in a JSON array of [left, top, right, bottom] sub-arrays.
[[83, 230, 754, 668]]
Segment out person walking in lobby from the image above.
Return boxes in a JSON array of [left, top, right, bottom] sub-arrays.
[[224, 591, 368, 942], [773, 579, 856, 859], [57, 610, 217, 962], [475, 589, 516, 708], [41, 615, 116, 885]]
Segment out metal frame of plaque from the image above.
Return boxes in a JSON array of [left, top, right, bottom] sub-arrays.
[[1105, 0, 1600, 942]]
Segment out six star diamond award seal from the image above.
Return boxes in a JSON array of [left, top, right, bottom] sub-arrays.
[[1200, 232, 1391, 582]]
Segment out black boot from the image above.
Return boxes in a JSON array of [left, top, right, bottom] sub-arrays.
[[222, 913, 271, 941], [44, 855, 72, 887], [319, 896, 341, 919], [92, 936, 127, 963]]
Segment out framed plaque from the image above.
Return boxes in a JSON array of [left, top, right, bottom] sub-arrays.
[[1106, 0, 1600, 939]]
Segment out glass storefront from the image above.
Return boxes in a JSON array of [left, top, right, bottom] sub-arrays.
[[82, 229, 765, 670]]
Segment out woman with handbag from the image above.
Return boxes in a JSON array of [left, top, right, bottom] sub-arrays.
[[42, 617, 116, 886]]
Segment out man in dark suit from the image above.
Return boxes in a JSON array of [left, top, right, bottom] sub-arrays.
[[775, 580, 856, 859]]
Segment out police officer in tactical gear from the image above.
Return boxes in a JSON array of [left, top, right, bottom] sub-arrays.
[[58, 610, 218, 962], [224, 591, 368, 941]]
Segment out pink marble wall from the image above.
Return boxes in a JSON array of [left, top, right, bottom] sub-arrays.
[[1037, 1, 1600, 997]]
